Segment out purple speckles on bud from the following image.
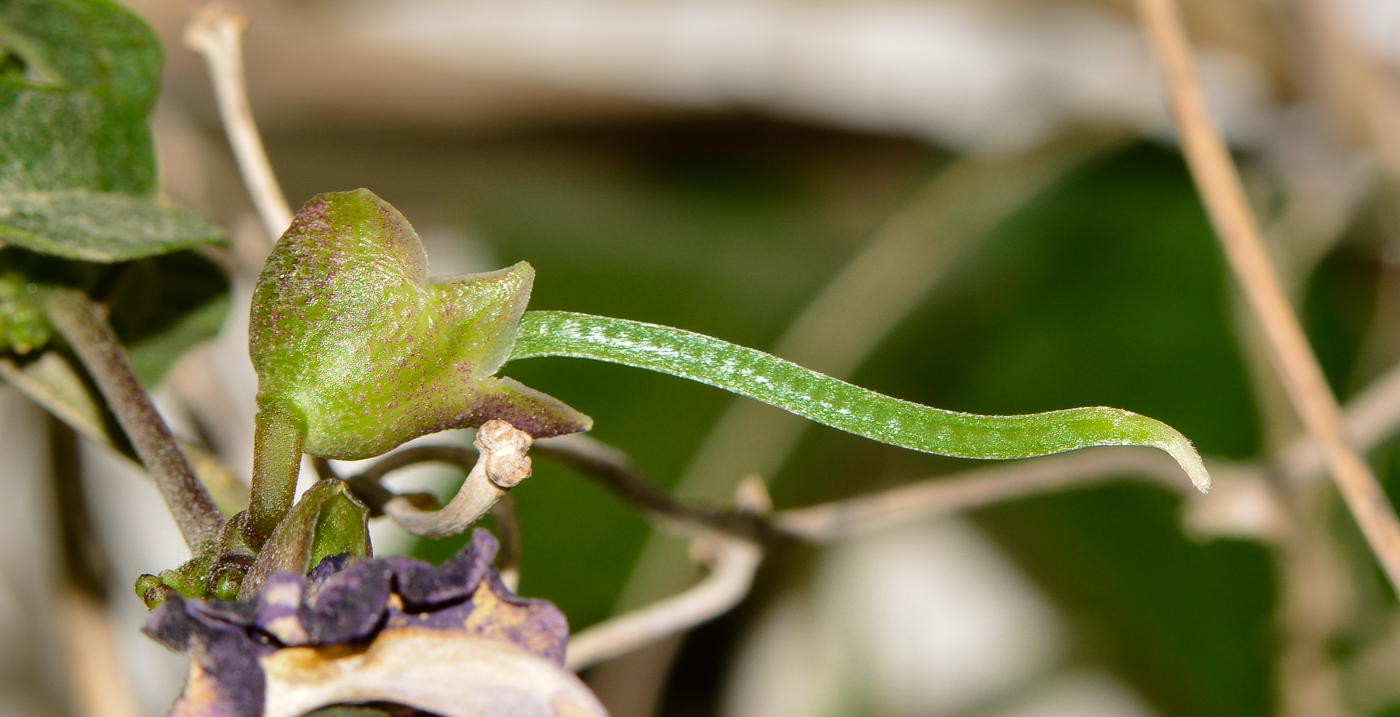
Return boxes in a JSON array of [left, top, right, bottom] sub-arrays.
[[249, 189, 592, 462]]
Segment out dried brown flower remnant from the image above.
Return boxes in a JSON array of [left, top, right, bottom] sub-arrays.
[[144, 530, 607, 717]]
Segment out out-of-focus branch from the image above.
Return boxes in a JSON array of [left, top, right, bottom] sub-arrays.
[[343, 446, 463, 517], [48, 417, 144, 717], [357, 444, 476, 483], [543, 433, 1278, 546], [492, 495, 521, 592], [47, 290, 224, 550], [775, 446, 1189, 542], [566, 479, 768, 672], [58, 593, 143, 717], [1135, 0, 1400, 594], [1281, 359, 1400, 485], [1295, 0, 1400, 189], [534, 434, 769, 542], [184, 4, 292, 241]]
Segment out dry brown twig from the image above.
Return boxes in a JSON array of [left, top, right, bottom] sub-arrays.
[[533, 434, 769, 542], [382, 421, 533, 539], [184, 4, 292, 241], [1134, 0, 1400, 594], [565, 477, 769, 672], [777, 446, 1187, 542]]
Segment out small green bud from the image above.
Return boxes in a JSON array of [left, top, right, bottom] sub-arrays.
[[249, 189, 590, 460], [209, 563, 246, 602], [0, 272, 50, 354], [135, 573, 170, 609]]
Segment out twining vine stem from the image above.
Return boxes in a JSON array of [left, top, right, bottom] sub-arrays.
[[566, 529, 763, 672], [46, 290, 225, 550], [1134, 0, 1400, 594]]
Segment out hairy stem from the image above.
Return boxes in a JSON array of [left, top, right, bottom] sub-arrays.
[[510, 311, 1210, 492], [249, 398, 305, 549], [46, 289, 224, 550]]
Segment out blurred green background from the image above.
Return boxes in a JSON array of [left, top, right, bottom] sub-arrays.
[[265, 126, 1333, 716]]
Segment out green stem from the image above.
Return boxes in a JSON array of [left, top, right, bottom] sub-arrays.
[[509, 311, 1210, 492], [248, 397, 305, 549], [46, 289, 225, 550]]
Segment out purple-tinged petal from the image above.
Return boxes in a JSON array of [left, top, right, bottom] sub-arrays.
[[302, 558, 394, 644], [168, 631, 265, 717], [393, 529, 496, 609], [308, 552, 354, 584], [142, 594, 198, 652], [145, 595, 269, 717], [255, 573, 309, 646], [467, 572, 569, 666]]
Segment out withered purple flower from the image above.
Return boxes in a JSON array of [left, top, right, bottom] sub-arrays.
[[144, 530, 606, 717]]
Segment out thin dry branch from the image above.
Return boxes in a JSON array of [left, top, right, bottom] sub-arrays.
[[492, 495, 521, 592], [345, 446, 470, 517], [534, 434, 769, 541], [1279, 360, 1400, 485], [58, 592, 143, 717], [565, 479, 768, 672], [1296, 0, 1400, 189], [776, 446, 1188, 542], [1134, 0, 1400, 593], [383, 422, 533, 538], [184, 4, 292, 241]]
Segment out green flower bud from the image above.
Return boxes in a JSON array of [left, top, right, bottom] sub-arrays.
[[0, 272, 50, 354], [249, 189, 590, 460]]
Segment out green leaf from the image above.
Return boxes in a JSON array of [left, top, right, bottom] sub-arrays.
[[0, 192, 228, 261], [241, 480, 370, 597], [0, 0, 227, 261], [0, 246, 231, 384], [0, 248, 242, 513], [509, 310, 1211, 492]]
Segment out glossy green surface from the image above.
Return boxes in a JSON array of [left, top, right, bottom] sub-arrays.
[[249, 189, 590, 460], [511, 310, 1210, 491]]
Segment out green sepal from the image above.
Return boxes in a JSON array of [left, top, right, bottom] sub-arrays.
[[309, 484, 373, 570], [237, 479, 370, 599], [0, 271, 50, 353]]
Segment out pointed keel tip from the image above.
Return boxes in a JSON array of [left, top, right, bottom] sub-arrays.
[[1164, 434, 1211, 494]]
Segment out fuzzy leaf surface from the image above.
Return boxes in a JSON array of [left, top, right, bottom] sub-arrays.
[[0, 0, 226, 260]]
